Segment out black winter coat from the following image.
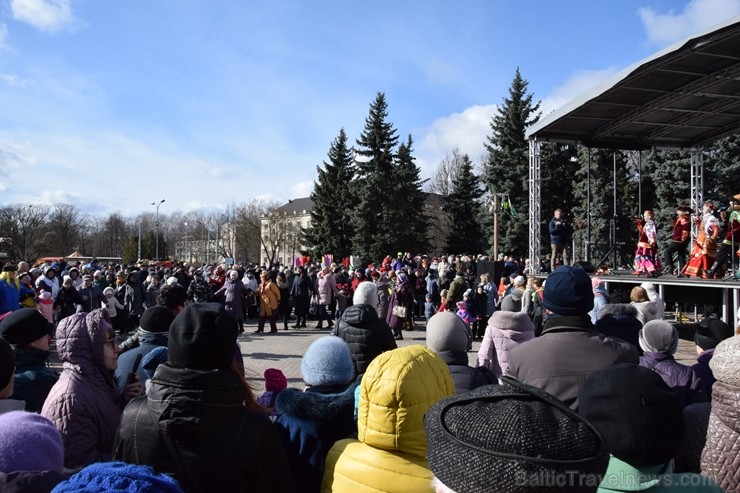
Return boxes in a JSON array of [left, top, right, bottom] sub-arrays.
[[113, 364, 293, 493], [332, 304, 397, 375]]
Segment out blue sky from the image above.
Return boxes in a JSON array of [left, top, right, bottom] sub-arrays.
[[1, 0, 739, 217]]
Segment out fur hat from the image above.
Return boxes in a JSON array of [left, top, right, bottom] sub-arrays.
[[0, 411, 63, 474], [426, 379, 608, 493], [353, 281, 378, 310], [301, 336, 354, 387], [167, 303, 237, 371], [140, 306, 176, 334], [264, 368, 287, 392], [579, 363, 684, 467], [103, 286, 115, 296], [426, 312, 469, 354], [51, 462, 183, 492], [694, 316, 733, 351], [0, 308, 54, 347], [639, 320, 678, 354], [1, 264, 16, 272], [543, 266, 594, 316]]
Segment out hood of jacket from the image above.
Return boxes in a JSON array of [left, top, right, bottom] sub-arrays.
[[340, 304, 378, 326], [146, 364, 247, 442], [597, 303, 638, 321], [276, 383, 358, 422], [55, 309, 119, 397], [488, 310, 535, 337], [357, 345, 454, 459]]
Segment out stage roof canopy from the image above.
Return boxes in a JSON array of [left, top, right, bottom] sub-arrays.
[[526, 15, 740, 150]]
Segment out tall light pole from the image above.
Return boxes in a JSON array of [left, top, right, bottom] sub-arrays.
[[151, 199, 165, 261]]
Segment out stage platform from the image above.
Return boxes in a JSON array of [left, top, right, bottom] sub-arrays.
[[586, 270, 740, 326]]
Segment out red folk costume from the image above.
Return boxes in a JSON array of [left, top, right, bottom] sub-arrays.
[[633, 210, 661, 277], [683, 204, 721, 279]]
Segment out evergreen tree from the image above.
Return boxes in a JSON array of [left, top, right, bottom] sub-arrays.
[[539, 142, 579, 258], [640, 149, 691, 244], [392, 135, 430, 256], [483, 68, 540, 257], [351, 92, 399, 264], [571, 148, 635, 267], [704, 135, 740, 205], [302, 128, 355, 260], [444, 153, 483, 253]]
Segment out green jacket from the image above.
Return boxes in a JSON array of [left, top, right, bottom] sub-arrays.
[[597, 456, 722, 492]]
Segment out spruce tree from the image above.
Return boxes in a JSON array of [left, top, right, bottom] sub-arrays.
[[351, 92, 399, 264], [640, 149, 691, 243], [704, 135, 740, 205], [444, 153, 484, 254], [393, 135, 430, 256], [303, 128, 355, 260], [540, 142, 579, 258], [483, 68, 540, 257]]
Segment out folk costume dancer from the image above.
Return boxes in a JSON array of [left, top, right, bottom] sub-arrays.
[[707, 193, 740, 278], [683, 203, 721, 279], [662, 205, 692, 276], [633, 210, 661, 278]]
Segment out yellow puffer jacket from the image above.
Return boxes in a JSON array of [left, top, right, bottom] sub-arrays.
[[321, 345, 454, 493]]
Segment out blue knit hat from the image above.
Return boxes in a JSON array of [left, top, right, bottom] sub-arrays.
[[543, 266, 594, 316], [301, 336, 354, 387], [0, 411, 63, 474], [51, 462, 183, 492]]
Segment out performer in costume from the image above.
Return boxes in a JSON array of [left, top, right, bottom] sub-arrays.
[[706, 193, 740, 278], [633, 210, 661, 277], [683, 202, 721, 279], [662, 205, 692, 276]]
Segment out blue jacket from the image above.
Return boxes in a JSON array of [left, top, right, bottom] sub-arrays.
[[115, 330, 168, 392], [0, 273, 20, 314], [275, 382, 358, 493]]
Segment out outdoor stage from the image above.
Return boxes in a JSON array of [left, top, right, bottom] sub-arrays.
[[594, 270, 740, 325]]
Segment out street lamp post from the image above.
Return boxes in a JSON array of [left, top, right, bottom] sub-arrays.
[[151, 199, 165, 261]]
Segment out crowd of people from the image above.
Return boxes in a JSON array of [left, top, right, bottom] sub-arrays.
[[0, 240, 739, 491]]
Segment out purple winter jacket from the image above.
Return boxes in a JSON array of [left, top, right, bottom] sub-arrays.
[[640, 352, 708, 407], [691, 348, 716, 397], [477, 311, 535, 379], [41, 309, 123, 471]]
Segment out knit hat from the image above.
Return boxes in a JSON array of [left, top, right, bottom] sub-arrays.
[[51, 462, 183, 492], [579, 363, 684, 467], [0, 308, 54, 346], [0, 411, 63, 473], [639, 320, 678, 354], [353, 281, 378, 310], [499, 294, 520, 313], [103, 287, 115, 296], [167, 302, 237, 371], [513, 275, 526, 287], [1, 264, 16, 272], [300, 336, 354, 387], [264, 368, 288, 392], [140, 306, 176, 333], [694, 317, 733, 350], [425, 378, 608, 493], [426, 312, 469, 354], [0, 337, 15, 391], [456, 301, 466, 311], [542, 266, 594, 316]]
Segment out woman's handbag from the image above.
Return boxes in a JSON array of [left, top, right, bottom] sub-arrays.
[[392, 304, 408, 318]]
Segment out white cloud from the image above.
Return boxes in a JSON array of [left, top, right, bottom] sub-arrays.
[[1, 72, 28, 88], [0, 23, 10, 51], [287, 181, 313, 200], [539, 68, 619, 117], [416, 104, 498, 175], [10, 0, 76, 33], [638, 0, 740, 45]]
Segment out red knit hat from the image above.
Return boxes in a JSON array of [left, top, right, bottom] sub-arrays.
[[264, 368, 287, 392]]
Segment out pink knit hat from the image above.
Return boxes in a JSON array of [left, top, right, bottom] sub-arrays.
[[264, 368, 287, 392]]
